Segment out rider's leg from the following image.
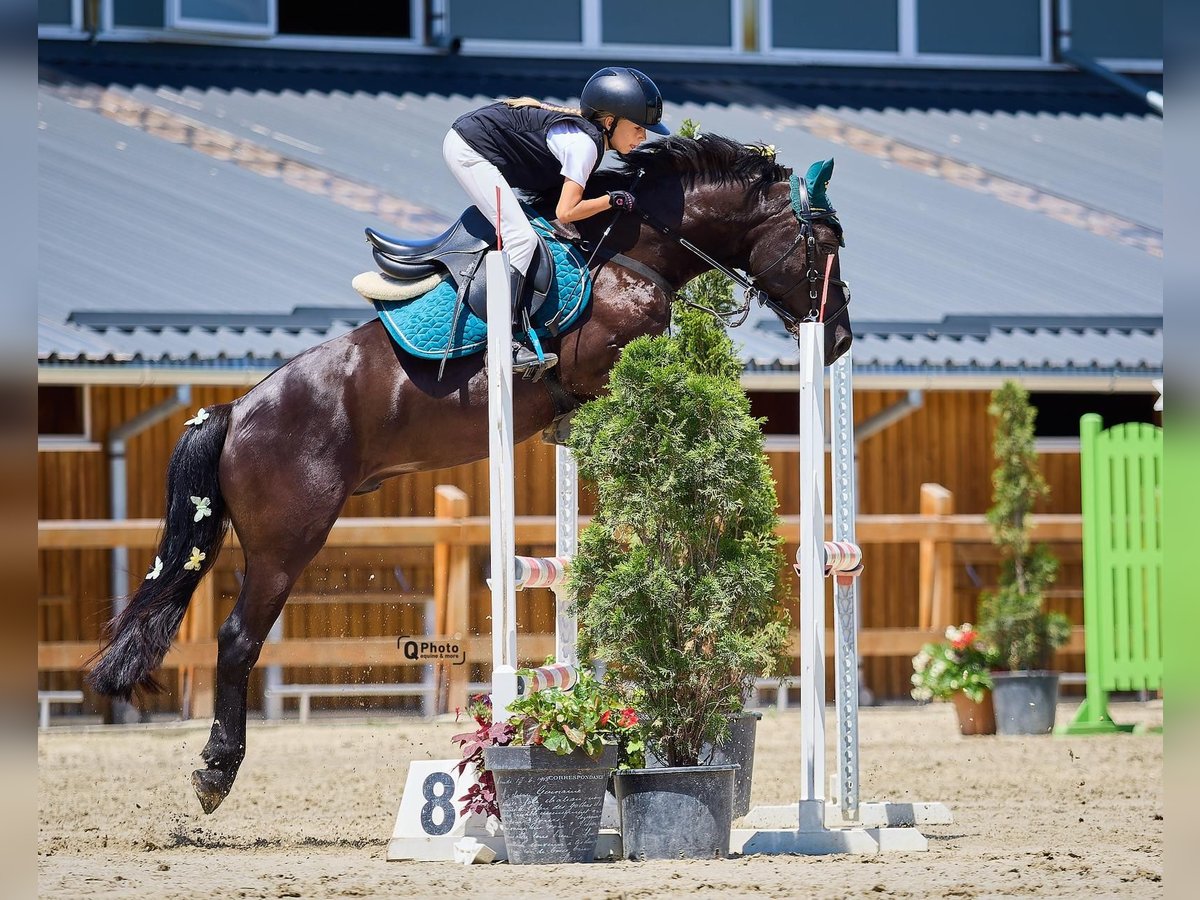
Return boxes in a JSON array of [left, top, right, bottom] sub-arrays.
[[442, 130, 556, 375], [442, 129, 538, 275]]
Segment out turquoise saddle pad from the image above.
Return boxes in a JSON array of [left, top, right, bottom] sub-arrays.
[[373, 215, 591, 361]]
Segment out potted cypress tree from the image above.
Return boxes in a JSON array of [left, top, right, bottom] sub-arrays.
[[567, 291, 790, 859], [978, 382, 1070, 735]]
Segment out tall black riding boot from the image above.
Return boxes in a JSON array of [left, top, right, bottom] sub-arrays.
[[509, 269, 557, 377]]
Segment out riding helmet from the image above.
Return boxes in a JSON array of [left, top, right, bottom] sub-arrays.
[[580, 67, 670, 135]]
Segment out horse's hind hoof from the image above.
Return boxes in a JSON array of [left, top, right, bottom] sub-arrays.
[[191, 768, 232, 814]]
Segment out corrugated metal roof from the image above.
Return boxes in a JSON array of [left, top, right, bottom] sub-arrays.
[[38, 90, 370, 325], [822, 107, 1161, 230], [737, 307, 1161, 375], [37, 43, 1161, 383]]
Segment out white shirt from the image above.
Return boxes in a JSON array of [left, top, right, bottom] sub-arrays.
[[546, 122, 601, 187]]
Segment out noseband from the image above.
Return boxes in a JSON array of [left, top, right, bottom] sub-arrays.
[[628, 173, 851, 339]]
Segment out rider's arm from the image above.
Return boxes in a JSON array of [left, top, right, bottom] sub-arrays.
[[556, 179, 614, 223]]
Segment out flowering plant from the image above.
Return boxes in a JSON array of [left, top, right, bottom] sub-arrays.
[[450, 668, 645, 820], [910, 623, 997, 703]]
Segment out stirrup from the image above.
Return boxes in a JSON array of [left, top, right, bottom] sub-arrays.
[[513, 341, 558, 381]]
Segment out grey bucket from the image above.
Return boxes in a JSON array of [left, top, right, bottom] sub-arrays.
[[991, 671, 1060, 735], [613, 764, 738, 860], [645, 712, 761, 819], [707, 712, 762, 818], [484, 743, 617, 864]]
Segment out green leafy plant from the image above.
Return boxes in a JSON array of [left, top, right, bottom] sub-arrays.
[[450, 669, 645, 820], [911, 623, 996, 703], [978, 382, 1070, 671], [567, 300, 789, 768], [506, 669, 646, 770], [450, 694, 514, 820]]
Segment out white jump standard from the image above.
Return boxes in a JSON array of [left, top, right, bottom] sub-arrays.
[[730, 321, 951, 856]]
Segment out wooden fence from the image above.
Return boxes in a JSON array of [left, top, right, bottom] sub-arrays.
[[37, 483, 1084, 718]]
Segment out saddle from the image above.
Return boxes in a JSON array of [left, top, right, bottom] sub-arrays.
[[366, 207, 555, 324]]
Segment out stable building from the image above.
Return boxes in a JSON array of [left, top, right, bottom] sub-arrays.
[[38, 18, 1161, 715]]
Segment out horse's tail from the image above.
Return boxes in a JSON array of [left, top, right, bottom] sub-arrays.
[[87, 403, 233, 699]]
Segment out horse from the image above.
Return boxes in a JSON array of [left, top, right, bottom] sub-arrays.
[[86, 134, 852, 814]]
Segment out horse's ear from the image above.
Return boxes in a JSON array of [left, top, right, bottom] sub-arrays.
[[805, 158, 835, 210]]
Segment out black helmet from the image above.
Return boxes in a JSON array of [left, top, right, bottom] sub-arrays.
[[580, 67, 669, 135]]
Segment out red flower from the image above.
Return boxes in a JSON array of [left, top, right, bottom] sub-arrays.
[[951, 629, 978, 651], [599, 710, 612, 726], [618, 709, 638, 728]]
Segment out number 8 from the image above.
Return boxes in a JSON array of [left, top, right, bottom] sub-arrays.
[[420, 771, 457, 836]]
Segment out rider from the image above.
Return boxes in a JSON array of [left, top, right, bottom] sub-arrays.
[[445, 66, 670, 374]]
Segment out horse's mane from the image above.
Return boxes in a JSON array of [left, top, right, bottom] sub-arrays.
[[530, 133, 792, 206]]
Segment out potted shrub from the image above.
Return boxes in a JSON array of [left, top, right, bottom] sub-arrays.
[[451, 669, 643, 865], [567, 294, 791, 860], [911, 623, 998, 735], [978, 382, 1071, 735]]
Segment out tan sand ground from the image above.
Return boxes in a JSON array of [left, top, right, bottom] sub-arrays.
[[38, 700, 1162, 899]]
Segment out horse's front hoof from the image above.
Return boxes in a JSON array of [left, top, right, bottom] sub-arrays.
[[191, 768, 232, 814]]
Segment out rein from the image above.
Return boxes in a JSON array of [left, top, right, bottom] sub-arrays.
[[623, 173, 850, 337]]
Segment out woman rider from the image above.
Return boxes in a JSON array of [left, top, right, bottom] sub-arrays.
[[445, 66, 669, 374]]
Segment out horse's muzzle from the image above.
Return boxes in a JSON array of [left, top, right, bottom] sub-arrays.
[[830, 322, 853, 363]]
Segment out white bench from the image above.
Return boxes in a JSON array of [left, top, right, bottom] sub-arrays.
[[263, 682, 436, 724], [751, 677, 803, 710], [38, 690, 84, 728]]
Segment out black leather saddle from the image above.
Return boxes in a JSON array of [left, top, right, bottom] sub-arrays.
[[366, 206, 553, 323]]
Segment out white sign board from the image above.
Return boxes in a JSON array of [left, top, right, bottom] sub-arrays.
[[387, 760, 503, 861]]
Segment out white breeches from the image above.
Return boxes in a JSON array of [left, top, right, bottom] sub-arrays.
[[442, 128, 538, 276]]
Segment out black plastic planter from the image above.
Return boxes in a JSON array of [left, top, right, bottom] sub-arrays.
[[613, 764, 738, 860], [991, 671, 1060, 735], [706, 712, 762, 818], [484, 743, 617, 864], [645, 712, 761, 819]]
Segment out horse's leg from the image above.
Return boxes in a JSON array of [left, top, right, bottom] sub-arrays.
[[190, 542, 330, 813]]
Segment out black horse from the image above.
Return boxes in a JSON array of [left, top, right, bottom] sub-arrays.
[[87, 134, 851, 813]]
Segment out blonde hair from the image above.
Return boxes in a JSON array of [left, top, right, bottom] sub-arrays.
[[502, 96, 585, 117]]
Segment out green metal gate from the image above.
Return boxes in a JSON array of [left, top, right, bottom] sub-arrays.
[[1059, 414, 1163, 735]]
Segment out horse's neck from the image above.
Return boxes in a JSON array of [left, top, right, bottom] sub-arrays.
[[630, 189, 749, 290]]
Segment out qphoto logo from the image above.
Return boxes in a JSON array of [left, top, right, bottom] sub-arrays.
[[396, 637, 466, 665]]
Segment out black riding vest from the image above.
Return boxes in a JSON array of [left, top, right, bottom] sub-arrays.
[[452, 102, 606, 194]]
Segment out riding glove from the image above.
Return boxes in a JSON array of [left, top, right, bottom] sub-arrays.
[[607, 190, 637, 212]]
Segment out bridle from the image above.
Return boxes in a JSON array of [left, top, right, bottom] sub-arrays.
[[626, 172, 851, 338]]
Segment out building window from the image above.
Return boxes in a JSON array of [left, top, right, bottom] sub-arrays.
[[1029, 392, 1159, 451], [279, 1, 413, 38], [168, 0, 274, 37], [448, 0, 581, 42], [38, 0, 82, 30], [603, 0, 732, 48], [39, 385, 88, 440], [746, 390, 798, 434], [771, 0, 898, 53], [112, 0, 165, 28], [917, 0, 1043, 57], [1070, 0, 1162, 61]]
